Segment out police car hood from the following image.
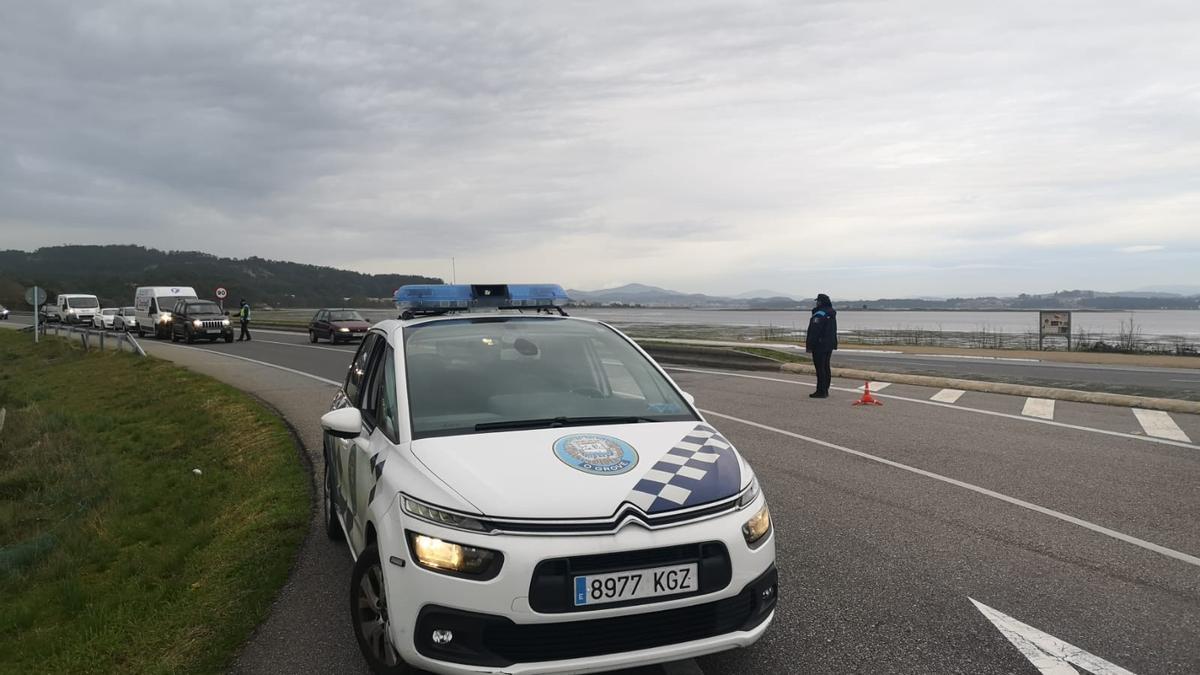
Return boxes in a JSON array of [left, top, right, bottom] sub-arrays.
[[410, 421, 746, 519]]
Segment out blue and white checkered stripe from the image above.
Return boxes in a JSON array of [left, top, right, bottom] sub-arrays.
[[625, 424, 742, 514]]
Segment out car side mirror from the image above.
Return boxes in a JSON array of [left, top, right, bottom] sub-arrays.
[[681, 391, 696, 406], [224, 311, 230, 316], [321, 407, 363, 439]]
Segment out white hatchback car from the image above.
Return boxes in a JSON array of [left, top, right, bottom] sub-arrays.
[[321, 285, 776, 675], [92, 308, 119, 330]]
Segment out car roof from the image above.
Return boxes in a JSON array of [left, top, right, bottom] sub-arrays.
[[374, 313, 603, 344]]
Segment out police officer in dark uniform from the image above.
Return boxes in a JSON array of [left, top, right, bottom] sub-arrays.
[[805, 293, 838, 398], [237, 298, 252, 342]]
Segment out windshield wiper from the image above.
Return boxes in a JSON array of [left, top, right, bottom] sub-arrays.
[[474, 416, 657, 432]]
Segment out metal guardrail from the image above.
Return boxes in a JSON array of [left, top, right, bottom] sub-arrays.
[[37, 322, 147, 357]]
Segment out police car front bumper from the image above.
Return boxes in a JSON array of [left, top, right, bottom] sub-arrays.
[[378, 496, 777, 674]]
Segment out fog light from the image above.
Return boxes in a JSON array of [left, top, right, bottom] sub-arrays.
[[431, 629, 453, 645]]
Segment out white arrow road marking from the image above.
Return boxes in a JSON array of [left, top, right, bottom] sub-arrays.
[[970, 598, 1136, 675], [1132, 409, 1191, 443], [931, 388, 965, 403], [1022, 397, 1056, 420], [857, 381, 891, 392]]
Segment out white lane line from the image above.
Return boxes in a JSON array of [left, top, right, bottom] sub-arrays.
[[700, 408, 1200, 568], [254, 339, 356, 353], [667, 368, 1198, 450], [1022, 398, 1056, 420], [931, 388, 965, 404], [153, 343, 342, 386], [970, 598, 1136, 675], [1132, 409, 1192, 443], [857, 381, 891, 392]]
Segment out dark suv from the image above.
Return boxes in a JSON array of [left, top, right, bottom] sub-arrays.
[[169, 299, 234, 343]]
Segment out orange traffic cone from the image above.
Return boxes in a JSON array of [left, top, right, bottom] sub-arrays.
[[853, 381, 883, 406]]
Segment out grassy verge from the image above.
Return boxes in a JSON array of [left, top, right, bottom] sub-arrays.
[[0, 331, 308, 674], [734, 346, 810, 364]]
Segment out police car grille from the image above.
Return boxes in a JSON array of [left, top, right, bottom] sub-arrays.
[[487, 498, 738, 534], [482, 588, 754, 663], [528, 542, 732, 613]]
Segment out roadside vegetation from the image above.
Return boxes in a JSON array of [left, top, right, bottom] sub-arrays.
[[0, 331, 308, 674], [734, 346, 809, 364]]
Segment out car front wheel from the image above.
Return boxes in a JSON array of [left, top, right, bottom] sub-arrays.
[[309, 330, 317, 343], [350, 545, 409, 674]]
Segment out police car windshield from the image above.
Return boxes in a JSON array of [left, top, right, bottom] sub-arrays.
[[329, 310, 364, 321], [404, 318, 697, 439], [67, 297, 99, 309]]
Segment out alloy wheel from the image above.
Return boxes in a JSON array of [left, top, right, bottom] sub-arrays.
[[356, 562, 400, 667]]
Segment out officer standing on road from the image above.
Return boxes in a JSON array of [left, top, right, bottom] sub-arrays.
[[805, 293, 838, 398], [237, 298, 252, 342]]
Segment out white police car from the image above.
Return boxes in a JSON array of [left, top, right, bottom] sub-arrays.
[[321, 284, 776, 674]]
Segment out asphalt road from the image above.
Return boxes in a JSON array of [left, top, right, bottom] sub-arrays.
[[12, 312, 1199, 399], [833, 350, 1200, 400], [13, 322, 1200, 673]]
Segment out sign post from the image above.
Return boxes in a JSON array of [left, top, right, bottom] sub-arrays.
[[215, 287, 227, 313], [1038, 311, 1072, 351], [25, 286, 47, 344]]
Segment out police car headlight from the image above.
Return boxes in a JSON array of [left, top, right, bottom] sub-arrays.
[[159, 313, 172, 323], [738, 477, 761, 509], [406, 532, 501, 577], [742, 503, 771, 547], [402, 496, 488, 532]]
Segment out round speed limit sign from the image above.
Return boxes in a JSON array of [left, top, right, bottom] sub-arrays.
[[215, 287, 228, 299]]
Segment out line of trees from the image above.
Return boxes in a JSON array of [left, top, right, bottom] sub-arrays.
[[0, 245, 442, 308]]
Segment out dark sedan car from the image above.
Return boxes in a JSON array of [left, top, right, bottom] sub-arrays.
[[308, 309, 370, 344]]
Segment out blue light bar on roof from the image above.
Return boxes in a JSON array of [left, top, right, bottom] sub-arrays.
[[394, 284, 472, 310], [393, 284, 569, 313], [506, 284, 570, 307]]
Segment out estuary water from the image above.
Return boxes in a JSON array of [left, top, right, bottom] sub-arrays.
[[568, 308, 1200, 338]]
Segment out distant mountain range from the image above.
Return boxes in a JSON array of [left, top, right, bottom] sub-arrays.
[[566, 284, 1200, 311], [4, 245, 1194, 312], [566, 284, 802, 309]]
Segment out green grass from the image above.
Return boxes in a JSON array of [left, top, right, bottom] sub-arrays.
[[0, 331, 308, 674]]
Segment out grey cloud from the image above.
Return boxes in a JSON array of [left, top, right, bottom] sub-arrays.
[[2, 1, 1199, 296]]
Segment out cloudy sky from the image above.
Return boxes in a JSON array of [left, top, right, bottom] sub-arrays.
[[3, 0, 1198, 298]]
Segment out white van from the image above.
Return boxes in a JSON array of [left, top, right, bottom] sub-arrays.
[[134, 286, 198, 338], [45, 294, 101, 325]]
